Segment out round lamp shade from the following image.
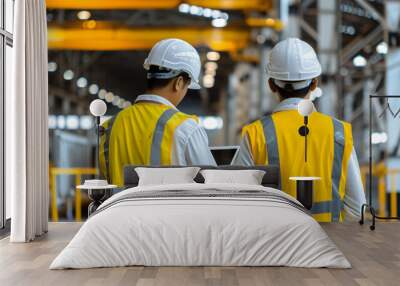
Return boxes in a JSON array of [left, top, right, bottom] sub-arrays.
[[89, 99, 107, 117], [298, 99, 314, 117]]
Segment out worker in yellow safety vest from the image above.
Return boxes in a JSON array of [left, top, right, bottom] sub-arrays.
[[100, 39, 216, 186], [235, 38, 366, 222]]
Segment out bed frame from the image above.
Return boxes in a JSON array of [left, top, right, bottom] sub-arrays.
[[123, 165, 280, 189]]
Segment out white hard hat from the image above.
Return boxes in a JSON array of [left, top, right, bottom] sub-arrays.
[[266, 38, 322, 81], [144, 38, 201, 89]]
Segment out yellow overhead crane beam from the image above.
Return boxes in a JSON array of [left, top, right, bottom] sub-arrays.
[[46, 0, 272, 11], [246, 17, 284, 31], [48, 24, 251, 52]]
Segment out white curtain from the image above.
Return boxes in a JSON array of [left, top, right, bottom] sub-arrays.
[[8, 0, 49, 242]]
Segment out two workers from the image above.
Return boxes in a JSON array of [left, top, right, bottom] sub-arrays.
[[99, 37, 366, 222]]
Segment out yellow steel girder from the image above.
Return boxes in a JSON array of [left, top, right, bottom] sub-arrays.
[[48, 25, 250, 52], [245, 17, 284, 31], [45, 0, 272, 11]]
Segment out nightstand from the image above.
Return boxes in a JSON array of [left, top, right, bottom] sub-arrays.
[[77, 183, 117, 216]]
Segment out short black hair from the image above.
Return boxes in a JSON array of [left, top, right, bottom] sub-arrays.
[[272, 80, 312, 99], [146, 65, 190, 90]]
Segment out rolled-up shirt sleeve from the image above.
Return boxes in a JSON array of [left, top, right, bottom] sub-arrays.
[[172, 119, 216, 166], [185, 127, 217, 166], [344, 147, 367, 219], [233, 133, 255, 166]]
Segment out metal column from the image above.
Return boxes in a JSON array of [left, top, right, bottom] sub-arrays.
[[282, 0, 300, 39], [259, 39, 274, 115], [317, 0, 338, 116], [226, 74, 237, 145]]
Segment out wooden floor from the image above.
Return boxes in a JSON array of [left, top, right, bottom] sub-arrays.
[[0, 222, 399, 286]]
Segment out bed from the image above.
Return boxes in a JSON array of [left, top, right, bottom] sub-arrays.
[[50, 165, 350, 269]]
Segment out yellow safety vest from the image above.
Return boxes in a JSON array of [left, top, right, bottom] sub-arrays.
[[242, 110, 353, 222], [99, 101, 198, 186]]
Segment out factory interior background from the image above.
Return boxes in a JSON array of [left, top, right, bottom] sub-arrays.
[[2, 0, 400, 224]]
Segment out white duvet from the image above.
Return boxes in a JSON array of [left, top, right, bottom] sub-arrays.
[[50, 183, 351, 269]]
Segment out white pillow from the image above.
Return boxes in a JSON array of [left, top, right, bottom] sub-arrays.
[[135, 167, 201, 186], [200, 169, 266, 185]]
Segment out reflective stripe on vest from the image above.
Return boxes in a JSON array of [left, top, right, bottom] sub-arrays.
[[99, 103, 196, 186], [150, 108, 178, 165], [311, 119, 345, 220], [261, 115, 281, 188], [261, 115, 346, 221], [261, 115, 280, 166]]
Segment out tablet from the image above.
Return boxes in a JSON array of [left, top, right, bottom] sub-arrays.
[[210, 146, 240, 165]]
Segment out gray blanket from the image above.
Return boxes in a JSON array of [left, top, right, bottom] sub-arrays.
[[93, 189, 308, 217]]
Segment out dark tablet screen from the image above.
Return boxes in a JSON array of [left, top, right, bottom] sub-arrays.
[[210, 147, 239, 165]]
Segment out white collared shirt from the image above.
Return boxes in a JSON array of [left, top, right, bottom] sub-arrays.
[[234, 97, 366, 218], [135, 94, 217, 166]]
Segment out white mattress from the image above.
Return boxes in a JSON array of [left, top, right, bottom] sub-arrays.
[[50, 183, 351, 269]]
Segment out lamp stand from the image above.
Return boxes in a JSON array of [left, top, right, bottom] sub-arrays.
[[296, 180, 313, 209], [298, 116, 309, 163], [95, 116, 100, 180]]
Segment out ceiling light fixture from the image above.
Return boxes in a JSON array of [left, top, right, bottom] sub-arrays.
[[66, 115, 80, 130], [98, 89, 107, 99], [123, 101, 132, 109], [205, 61, 218, 70], [207, 51, 220, 61], [220, 12, 229, 20], [118, 99, 125, 109], [48, 62, 57, 72], [76, 77, 88, 88], [353, 55, 367, 67], [200, 116, 223, 130], [63, 70, 74, 80], [178, 3, 190, 13], [203, 8, 212, 17], [376, 42, 388, 55], [112, 95, 121, 106], [105, 92, 114, 103], [205, 69, 216, 76], [189, 5, 201, 15], [203, 74, 215, 88], [211, 18, 227, 28], [89, 84, 99, 95], [80, 116, 94, 130], [77, 10, 91, 20], [178, 2, 229, 25], [57, 115, 66, 129]]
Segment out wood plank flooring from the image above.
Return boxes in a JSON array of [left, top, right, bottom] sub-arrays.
[[0, 222, 399, 286]]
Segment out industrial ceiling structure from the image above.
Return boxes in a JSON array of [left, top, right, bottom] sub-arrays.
[[46, 0, 280, 116], [46, 0, 400, 161]]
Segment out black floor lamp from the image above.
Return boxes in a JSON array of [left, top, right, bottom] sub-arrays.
[[79, 99, 116, 215], [359, 95, 400, 230], [89, 99, 107, 179]]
